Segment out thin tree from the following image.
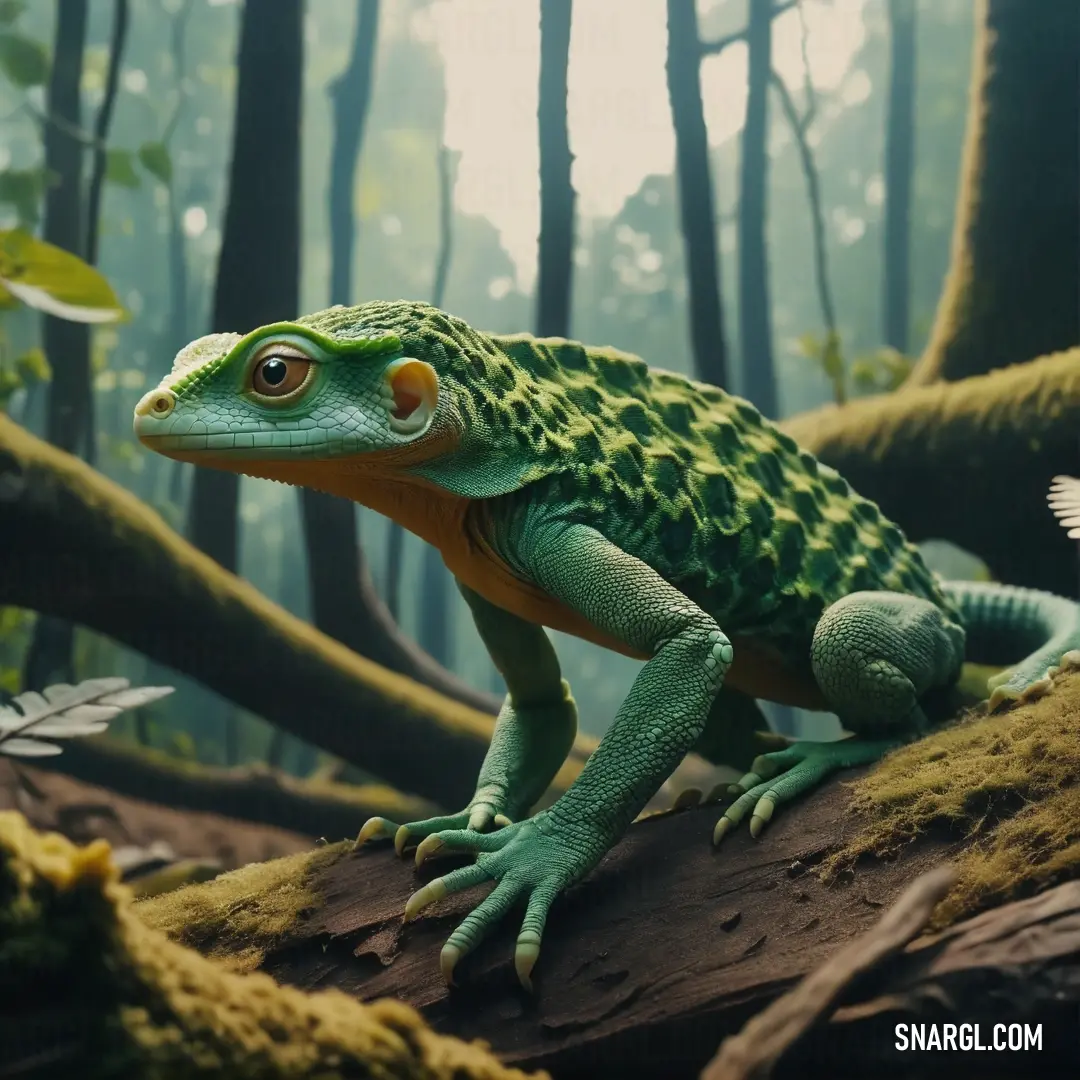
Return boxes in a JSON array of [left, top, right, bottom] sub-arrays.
[[25, 0, 127, 691], [665, 0, 728, 388], [905, 0, 1079, 385], [416, 144, 457, 668], [882, 0, 916, 353], [737, 0, 778, 417], [186, 0, 304, 572], [536, 0, 575, 339], [39, 0, 88, 462], [299, 0, 381, 659]]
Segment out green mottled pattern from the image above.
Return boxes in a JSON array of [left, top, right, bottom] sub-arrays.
[[296, 301, 952, 648]]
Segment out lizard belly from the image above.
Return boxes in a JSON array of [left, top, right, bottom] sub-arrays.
[[453, 508, 828, 712]]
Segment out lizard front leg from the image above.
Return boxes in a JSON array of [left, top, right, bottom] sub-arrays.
[[397, 510, 732, 989], [356, 581, 578, 856]]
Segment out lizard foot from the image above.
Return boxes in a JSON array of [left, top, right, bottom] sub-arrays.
[[712, 737, 902, 845], [354, 802, 514, 865], [399, 812, 583, 990], [987, 649, 1080, 712]]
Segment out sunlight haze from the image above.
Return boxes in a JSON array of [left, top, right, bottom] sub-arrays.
[[420, 0, 867, 291]]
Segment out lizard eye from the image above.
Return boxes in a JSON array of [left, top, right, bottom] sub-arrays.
[[250, 344, 313, 398]]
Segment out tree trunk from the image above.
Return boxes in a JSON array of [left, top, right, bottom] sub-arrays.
[[737, 0, 777, 417], [882, 0, 916, 354], [187, 0, 304, 570], [327, 0, 380, 311], [417, 143, 458, 669], [665, 0, 729, 389], [535, 0, 575, 339], [40, 0, 88, 460], [299, 0, 382, 668], [25, 0, 122, 692], [905, 0, 1080, 385]]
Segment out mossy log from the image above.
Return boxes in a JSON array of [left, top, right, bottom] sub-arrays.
[[0, 810, 544, 1080], [0, 414, 595, 810], [132, 672, 1080, 1078], [29, 735, 440, 842], [781, 348, 1080, 595]]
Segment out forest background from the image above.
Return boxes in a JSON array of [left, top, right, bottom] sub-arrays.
[[0, 0, 983, 780]]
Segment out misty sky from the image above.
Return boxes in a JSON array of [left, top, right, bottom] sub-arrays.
[[418, 0, 869, 290]]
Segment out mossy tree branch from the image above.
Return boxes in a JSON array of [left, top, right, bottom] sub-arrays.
[[30, 736, 439, 843], [0, 414, 593, 810], [780, 348, 1080, 595]]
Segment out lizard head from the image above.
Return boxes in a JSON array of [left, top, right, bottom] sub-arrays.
[[133, 300, 562, 500], [133, 304, 466, 489]]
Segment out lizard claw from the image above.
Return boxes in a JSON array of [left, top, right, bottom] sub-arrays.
[[353, 816, 398, 851], [415, 835, 445, 867]]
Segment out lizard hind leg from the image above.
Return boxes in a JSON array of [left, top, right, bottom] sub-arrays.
[[714, 591, 966, 845]]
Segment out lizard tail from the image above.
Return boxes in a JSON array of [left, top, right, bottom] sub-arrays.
[[942, 579, 1080, 708]]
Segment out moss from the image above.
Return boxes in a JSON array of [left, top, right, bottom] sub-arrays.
[[0, 811, 545, 1079], [827, 671, 1080, 928], [135, 841, 348, 972]]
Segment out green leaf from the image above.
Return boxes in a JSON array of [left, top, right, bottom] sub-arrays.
[[0, 31, 48, 87], [0, 229, 125, 324], [821, 330, 845, 381], [15, 346, 50, 383], [138, 141, 173, 185], [0, 2, 26, 27], [0, 166, 49, 226], [795, 331, 822, 359], [105, 148, 141, 189]]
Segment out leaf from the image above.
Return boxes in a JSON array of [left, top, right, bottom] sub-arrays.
[[96, 685, 174, 709], [137, 141, 173, 185], [795, 332, 822, 360], [0, 676, 175, 758], [0, 31, 47, 87], [0, 2, 26, 27], [0, 229, 125, 323], [0, 737, 62, 757], [0, 167, 50, 227], [27, 720, 111, 738], [105, 149, 141, 189], [14, 346, 50, 383], [821, 331, 845, 381]]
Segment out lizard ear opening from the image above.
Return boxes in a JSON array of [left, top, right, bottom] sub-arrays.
[[385, 358, 439, 435]]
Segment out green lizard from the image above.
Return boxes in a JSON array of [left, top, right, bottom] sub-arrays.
[[134, 301, 1080, 989]]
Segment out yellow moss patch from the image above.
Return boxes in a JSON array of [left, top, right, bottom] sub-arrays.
[[827, 672, 1080, 928], [135, 841, 348, 972], [0, 810, 544, 1079]]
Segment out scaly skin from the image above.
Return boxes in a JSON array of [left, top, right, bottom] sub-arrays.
[[134, 301, 1080, 990]]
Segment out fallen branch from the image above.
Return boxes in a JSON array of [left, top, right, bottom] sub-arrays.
[[700, 865, 956, 1080], [31, 735, 439, 841], [133, 671, 1080, 1077], [0, 414, 592, 809]]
